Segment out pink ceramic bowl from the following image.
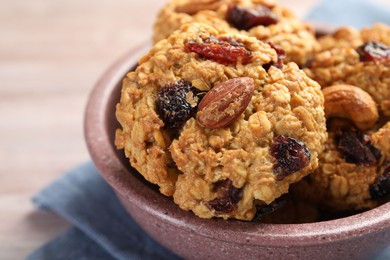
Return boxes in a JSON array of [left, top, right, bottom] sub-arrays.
[[84, 45, 390, 260]]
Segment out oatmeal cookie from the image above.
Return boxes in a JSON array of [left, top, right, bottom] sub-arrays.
[[299, 84, 390, 212], [307, 121, 390, 212], [115, 22, 327, 220], [153, 0, 319, 66], [305, 23, 390, 116]]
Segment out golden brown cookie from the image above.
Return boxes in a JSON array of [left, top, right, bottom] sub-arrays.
[[305, 23, 390, 116], [309, 122, 390, 212], [115, 23, 327, 220], [300, 84, 390, 212], [153, 0, 319, 66]]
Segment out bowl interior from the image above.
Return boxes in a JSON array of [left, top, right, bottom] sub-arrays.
[[84, 44, 390, 247]]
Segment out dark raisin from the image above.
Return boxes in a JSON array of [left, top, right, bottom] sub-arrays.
[[369, 143, 382, 161], [263, 42, 285, 71], [185, 36, 252, 65], [370, 161, 390, 199], [207, 179, 242, 214], [304, 58, 314, 69], [226, 4, 278, 31], [251, 196, 287, 222], [357, 42, 390, 63], [157, 80, 202, 129], [336, 128, 381, 166], [270, 135, 311, 180]]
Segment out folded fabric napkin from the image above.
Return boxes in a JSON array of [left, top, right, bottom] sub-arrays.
[[28, 0, 390, 259], [27, 162, 180, 260]]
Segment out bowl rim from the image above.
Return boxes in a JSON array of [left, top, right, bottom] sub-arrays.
[[84, 43, 390, 247]]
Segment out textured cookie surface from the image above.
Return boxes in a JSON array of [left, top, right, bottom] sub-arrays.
[[153, 0, 318, 66], [115, 23, 326, 220], [305, 23, 390, 116], [305, 122, 390, 212]]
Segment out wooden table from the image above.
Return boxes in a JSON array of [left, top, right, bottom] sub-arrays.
[[1, 0, 387, 258]]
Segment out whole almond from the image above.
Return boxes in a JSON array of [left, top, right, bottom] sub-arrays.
[[197, 77, 255, 129]]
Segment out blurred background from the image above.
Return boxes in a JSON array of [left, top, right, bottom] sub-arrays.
[[0, 0, 389, 258]]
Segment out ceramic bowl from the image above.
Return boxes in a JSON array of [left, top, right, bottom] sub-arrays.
[[84, 45, 390, 260]]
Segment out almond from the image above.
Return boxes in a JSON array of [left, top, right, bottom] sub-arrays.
[[197, 77, 254, 129]]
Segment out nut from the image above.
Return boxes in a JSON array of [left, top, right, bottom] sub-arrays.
[[175, 0, 225, 15], [197, 77, 254, 129], [323, 84, 378, 130]]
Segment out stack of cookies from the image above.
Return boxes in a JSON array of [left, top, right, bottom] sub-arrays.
[[114, 0, 390, 222]]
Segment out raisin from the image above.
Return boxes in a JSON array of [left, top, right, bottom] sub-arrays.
[[207, 179, 242, 214], [370, 161, 390, 199], [357, 42, 390, 63], [251, 196, 287, 222], [304, 58, 314, 69], [157, 80, 202, 129], [263, 42, 285, 71], [336, 128, 381, 166], [270, 135, 311, 180], [185, 36, 252, 65], [226, 4, 278, 31]]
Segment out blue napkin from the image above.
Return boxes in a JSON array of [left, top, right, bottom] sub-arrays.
[[28, 1, 390, 259], [27, 162, 180, 260]]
